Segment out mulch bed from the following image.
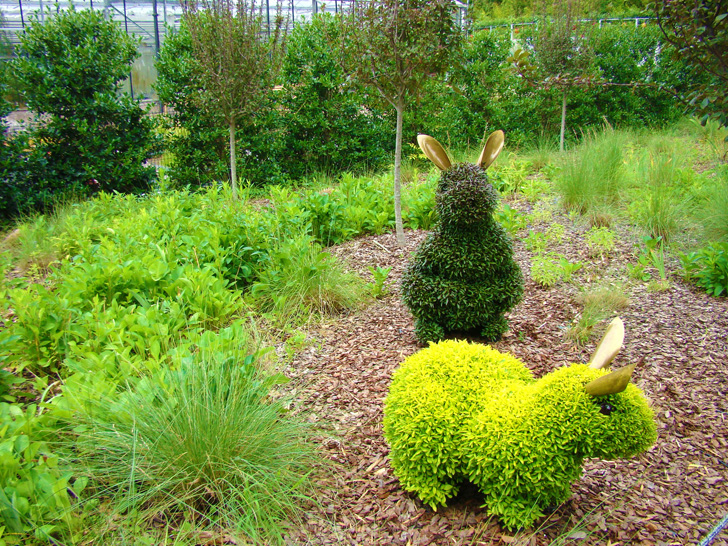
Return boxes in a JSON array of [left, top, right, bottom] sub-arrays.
[[282, 203, 728, 545]]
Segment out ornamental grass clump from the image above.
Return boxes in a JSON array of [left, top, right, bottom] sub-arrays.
[[401, 131, 523, 343], [63, 333, 314, 543], [384, 318, 657, 530]]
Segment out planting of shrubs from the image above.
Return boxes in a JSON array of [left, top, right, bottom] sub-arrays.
[[10, 8, 158, 211], [383, 325, 657, 530], [401, 133, 523, 343]]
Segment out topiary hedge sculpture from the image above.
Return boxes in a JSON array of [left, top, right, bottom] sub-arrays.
[[383, 318, 657, 530], [401, 131, 523, 344]]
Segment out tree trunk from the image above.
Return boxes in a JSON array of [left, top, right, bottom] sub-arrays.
[[229, 120, 237, 200], [560, 89, 567, 153], [394, 100, 406, 246]]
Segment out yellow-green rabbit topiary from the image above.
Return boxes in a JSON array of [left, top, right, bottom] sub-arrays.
[[383, 318, 657, 530]]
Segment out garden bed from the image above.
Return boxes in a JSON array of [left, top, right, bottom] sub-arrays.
[[283, 216, 728, 544]]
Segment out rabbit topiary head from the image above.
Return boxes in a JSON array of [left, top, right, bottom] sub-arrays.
[[419, 131, 504, 231]]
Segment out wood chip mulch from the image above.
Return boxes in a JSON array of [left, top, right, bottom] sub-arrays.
[[281, 209, 728, 546]]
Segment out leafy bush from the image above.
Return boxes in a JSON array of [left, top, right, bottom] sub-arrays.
[[585, 226, 617, 257], [0, 401, 87, 542], [680, 243, 728, 297], [280, 13, 392, 179], [156, 23, 286, 187], [384, 339, 657, 530], [11, 8, 157, 210], [401, 163, 523, 343], [494, 203, 527, 235]]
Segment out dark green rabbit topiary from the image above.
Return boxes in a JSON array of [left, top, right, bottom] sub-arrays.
[[401, 131, 523, 344]]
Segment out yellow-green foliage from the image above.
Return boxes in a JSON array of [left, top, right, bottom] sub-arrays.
[[383, 340, 657, 530]]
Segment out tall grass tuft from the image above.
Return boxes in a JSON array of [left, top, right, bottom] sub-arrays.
[[566, 283, 630, 344], [250, 233, 367, 325], [697, 169, 728, 243], [630, 148, 691, 241], [555, 127, 626, 215], [64, 339, 314, 543]]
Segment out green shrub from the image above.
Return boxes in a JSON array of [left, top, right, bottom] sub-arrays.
[[585, 226, 617, 257], [531, 252, 582, 287], [524, 230, 548, 253], [383, 340, 657, 530], [680, 243, 728, 297], [495, 203, 527, 235], [156, 23, 286, 187], [401, 163, 523, 343], [11, 8, 158, 210], [280, 13, 392, 179], [61, 332, 314, 543], [0, 400, 86, 542]]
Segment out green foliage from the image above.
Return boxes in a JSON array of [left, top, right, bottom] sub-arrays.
[[280, 13, 392, 178], [181, 0, 285, 198], [495, 203, 528, 235], [531, 253, 583, 287], [585, 226, 617, 256], [401, 164, 523, 343], [1, 182, 395, 540], [383, 340, 657, 530], [156, 23, 286, 187], [628, 235, 668, 284], [61, 333, 314, 543], [524, 229, 548, 253], [566, 284, 630, 344], [366, 265, 393, 299], [11, 8, 157, 211], [628, 145, 693, 241], [680, 242, 728, 297], [556, 127, 626, 213], [344, 0, 461, 242], [0, 400, 86, 542], [250, 233, 367, 324], [653, 0, 728, 129]]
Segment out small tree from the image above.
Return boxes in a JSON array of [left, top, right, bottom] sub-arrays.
[[13, 8, 157, 206], [510, 0, 599, 151], [182, 0, 284, 199], [652, 0, 728, 129], [344, 0, 461, 246]]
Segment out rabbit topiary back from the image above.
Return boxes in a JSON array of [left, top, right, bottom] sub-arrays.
[[401, 131, 523, 343]]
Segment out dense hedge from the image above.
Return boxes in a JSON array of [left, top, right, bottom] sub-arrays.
[[155, 22, 286, 188], [280, 13, 393, 179], [156, 14, 393, 188], [407, 24, 693, 149]]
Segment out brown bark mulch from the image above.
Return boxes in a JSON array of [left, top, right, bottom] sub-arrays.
[[282, 207, 728, 546]]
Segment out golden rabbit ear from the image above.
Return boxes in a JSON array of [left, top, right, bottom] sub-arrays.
[[585, 363, 636, 396], [588, 317, 625, 370], [477, 130, 505, 169], [417, 135, 452, 171]]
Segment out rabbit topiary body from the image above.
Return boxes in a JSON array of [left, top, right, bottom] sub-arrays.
[[401, 134, 523, 343], [383, 324, 657, 530]]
